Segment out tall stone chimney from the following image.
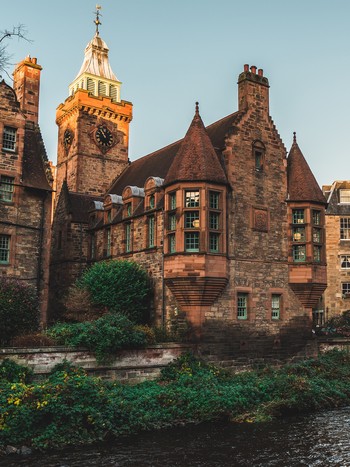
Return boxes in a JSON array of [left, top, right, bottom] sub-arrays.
[[237, 64, 270, 114], [13, 56, 42, 124]]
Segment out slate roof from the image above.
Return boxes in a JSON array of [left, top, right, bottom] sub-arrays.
[[287, 135, 326, 204], [67, 191, 103, 223], [22, 122, 52, 191], [164, 104, 229, 186], [325, 181, 350, 215], [108, 110, 243, 195]]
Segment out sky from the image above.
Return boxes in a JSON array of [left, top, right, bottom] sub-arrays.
[[2, 0, 350, 188]]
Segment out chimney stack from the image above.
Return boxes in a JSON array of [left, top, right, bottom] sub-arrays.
[[13, 56, 42, 124]]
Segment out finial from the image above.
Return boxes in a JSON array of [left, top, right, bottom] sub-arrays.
[[195, 101, 199, 115], [293, 131, 297, 144], [94, 5, 102, 34]]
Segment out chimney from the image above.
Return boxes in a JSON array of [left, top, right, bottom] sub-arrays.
[[237, 63, 270, 114], [13, 56, 42, 124]]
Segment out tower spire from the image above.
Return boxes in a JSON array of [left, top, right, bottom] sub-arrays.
[[94, 5, 102, 35]]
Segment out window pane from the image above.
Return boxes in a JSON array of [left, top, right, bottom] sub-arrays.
[[209, 212, 219, 230], [272, 294, 281, 320], [342, 283, 350, 295], [185, 232, 199, 252], [185, 191, 200, 207], [209, 191, 219, 209], [313, 228, 321, 243], [340, 218, 350, 240], [312, 210, 321, 225], [149, 194, 155, 209], [168, 213, 176, 231], [313, 245, 321, 262], [0, 176, 14, 201], [292, 209, 305, 224], [169, 192, 176, 210], [185, 211, 199, 228], [293, 245, 306, 262], [168, 233, 176, 253], [292, 227, 305, 242], [209, 233, 220, 252], [148, 216, 155, 247], [340, 190, 350, 203], [3, 127, 16, 151], [237, 293, 248, 320], [341, 255, 350, 269], [0, 235, 10, 263]]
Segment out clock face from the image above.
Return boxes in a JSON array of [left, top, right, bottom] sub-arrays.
[[95, 125, 114, 148], [64, 129, 73, 149]]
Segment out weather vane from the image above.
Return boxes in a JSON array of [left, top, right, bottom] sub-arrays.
[[94, 5, 102, 34]]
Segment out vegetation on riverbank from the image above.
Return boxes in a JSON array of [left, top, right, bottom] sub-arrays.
[[1, 350, 350, 451]]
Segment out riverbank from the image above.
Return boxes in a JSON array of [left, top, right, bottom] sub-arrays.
[[1, 350, 350, 453]]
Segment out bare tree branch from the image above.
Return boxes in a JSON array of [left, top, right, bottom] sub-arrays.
[[0, 24, 32, 78]]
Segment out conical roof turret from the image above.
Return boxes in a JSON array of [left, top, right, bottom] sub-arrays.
[[164, 103, 228, 186], [287, 133, 326, 204]]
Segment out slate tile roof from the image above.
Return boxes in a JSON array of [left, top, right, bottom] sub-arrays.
[[287, 135, 326, 204]]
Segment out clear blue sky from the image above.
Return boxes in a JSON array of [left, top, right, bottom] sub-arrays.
[[3, 0, 350, 188]]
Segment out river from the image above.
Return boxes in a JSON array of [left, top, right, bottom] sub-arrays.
[[2, 407, 350, 466]]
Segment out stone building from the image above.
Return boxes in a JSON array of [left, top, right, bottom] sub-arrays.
[[49, 18, 327, 358], [0, 56, 53, 323], [322, 181, 350, 320]]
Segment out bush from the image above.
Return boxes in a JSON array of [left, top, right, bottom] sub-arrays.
[[0, 278, 40, 346], [46, 313, 148, 363], [0, 358, 33, 383], [76, 260, 152, 323]]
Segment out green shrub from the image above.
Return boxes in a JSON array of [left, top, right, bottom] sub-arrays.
[[0, 278, 40, 346], [0, 358, 33, 383], [76, 260, 152, 323], [46, 313, 148, 363]]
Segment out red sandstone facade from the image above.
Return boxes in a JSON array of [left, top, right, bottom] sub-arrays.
[[0, 57, 53, 323], [48, 24, 327, 358]]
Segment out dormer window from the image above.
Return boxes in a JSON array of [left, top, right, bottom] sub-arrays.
[[125, 203, 132, 217], [340, 189, 350, 204], [149, 194, 155, 209]]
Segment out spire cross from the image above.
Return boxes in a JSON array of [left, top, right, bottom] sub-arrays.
[[94, 5, 102, 34]]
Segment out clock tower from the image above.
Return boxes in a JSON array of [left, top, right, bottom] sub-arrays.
[[55, 6, 132, 198]]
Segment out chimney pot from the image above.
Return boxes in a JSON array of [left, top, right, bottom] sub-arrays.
[[32, 58, 37, 64], [250, 66, 257, 74], [244, 64, 249, 72], [258, 68, 263, 76]]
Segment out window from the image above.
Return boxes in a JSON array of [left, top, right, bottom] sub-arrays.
[[342, 283, 350, 297], [87, 78, 95, 94], [271, 294, 281, 320], [341, 255, 350, 269], [209, 191, 220, 210], [106, 210, 112, 223], [340, 189, 350, 204], [340, 218, 350, 240], [185, 232, 199, 252], [252, 140, 265, 172], [148, 216, 155, 248], [98, 81, 107, 96], [0, 235, 10, 263], [185, 190, 200, 207], [106, 228, 111, 257], [313, 228, 321, 243], [0, 176, 14, 202], [126, 203, 132, 217], [209, 212, 220, 230], [168, 213, 176, 231], [169, 192, 176, 210], [209, 233, 219, 253], [292, 209, 305, 224], [149, 194, 155, 209], [185, 211, 199, 229], [125, 223, 131, 253], [313, 245, 321, 262], [168, 233, 176, 253], [237, 293, 248, 320], [312, 210, 321, 225], [292, 227, 305, 242], [110, 85, 117, 101], [293, 244, 306, 262], [3, 127, 16, 152]]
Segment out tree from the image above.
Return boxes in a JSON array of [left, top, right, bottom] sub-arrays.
[[0, 25, 31, 80]]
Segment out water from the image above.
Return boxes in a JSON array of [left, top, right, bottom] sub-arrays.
[[2, 407, 350, 466]]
